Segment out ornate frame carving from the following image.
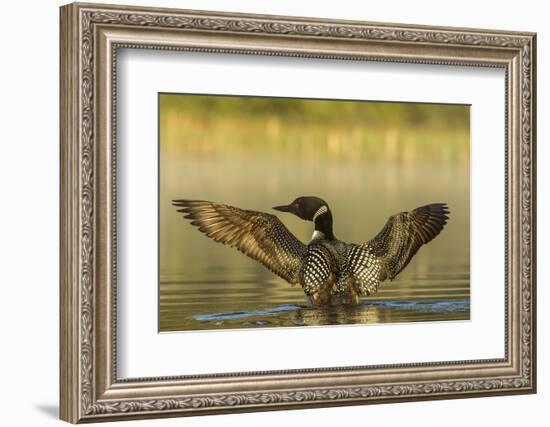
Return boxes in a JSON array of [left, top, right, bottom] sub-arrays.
[[60, 2, 536, 423]]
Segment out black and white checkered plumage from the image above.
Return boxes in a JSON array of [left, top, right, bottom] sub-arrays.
[[173, 197, 449, 306]]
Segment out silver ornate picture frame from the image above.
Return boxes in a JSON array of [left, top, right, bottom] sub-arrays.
[[60, 2, 536, 423]]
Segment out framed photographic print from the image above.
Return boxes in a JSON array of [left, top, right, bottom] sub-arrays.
[[60, 2, 536, 423]]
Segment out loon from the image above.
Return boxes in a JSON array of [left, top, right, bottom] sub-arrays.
[[173, 197, 449, 306]]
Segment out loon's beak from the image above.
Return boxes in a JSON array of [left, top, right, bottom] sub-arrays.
[[273, 204, 292, 213]]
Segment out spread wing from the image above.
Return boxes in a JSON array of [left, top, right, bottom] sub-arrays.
[[173, 200, 307, 284], [349, 203, 450, 295]]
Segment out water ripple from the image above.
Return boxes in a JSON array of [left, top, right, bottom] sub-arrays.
[[192, 299, 469, 323], [362, 299, 470, 313], [193, 304, 302, 321]]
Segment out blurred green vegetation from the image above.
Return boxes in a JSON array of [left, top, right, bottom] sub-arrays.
[[160, 94, 469, 165], [160, 94, 469, 129]]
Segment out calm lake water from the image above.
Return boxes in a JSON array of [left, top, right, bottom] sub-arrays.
[[159, 96, 470, 332], [159, 156, 470, 332]]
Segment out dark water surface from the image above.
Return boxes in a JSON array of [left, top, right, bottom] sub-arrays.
[[160, 262, 470, 332]]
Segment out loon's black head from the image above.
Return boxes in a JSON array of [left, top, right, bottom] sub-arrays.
[[273, 196, 330, 222]]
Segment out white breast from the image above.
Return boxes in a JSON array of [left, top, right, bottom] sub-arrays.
[[310, 230, 325, 242]]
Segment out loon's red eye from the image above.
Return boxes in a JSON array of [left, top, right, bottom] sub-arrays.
[[294, 202, 299, 209]]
